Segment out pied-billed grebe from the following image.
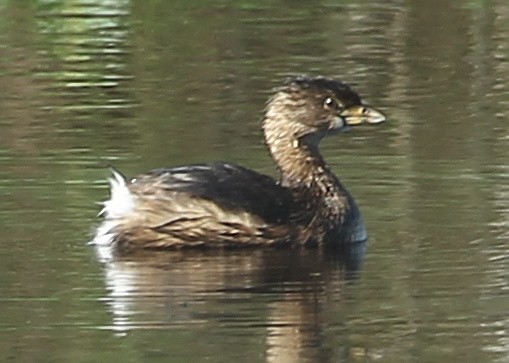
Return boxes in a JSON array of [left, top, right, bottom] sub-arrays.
[[92, 76, 385, 251]]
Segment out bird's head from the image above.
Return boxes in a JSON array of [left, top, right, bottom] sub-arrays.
[[263, 76, 386, 146]]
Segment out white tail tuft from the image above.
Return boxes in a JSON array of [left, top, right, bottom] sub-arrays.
[[99, 169, 135, 219], [91, 169, 135, 248]]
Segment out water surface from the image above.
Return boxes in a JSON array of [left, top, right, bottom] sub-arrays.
[[0, 1, 507, 362]]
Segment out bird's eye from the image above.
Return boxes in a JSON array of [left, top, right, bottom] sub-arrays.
[[323, 97, 337, 109]]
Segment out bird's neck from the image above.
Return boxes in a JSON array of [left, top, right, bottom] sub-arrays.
[[263, 121, 349, 225]]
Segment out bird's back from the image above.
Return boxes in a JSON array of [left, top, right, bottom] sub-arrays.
[[94, 162, 295, 250], [132, 162, 294, 224]]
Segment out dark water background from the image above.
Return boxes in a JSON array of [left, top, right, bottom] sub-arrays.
[[0, 1, 507, 362]]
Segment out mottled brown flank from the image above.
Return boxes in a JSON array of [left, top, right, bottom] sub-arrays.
[[97, 76, 381, 251]]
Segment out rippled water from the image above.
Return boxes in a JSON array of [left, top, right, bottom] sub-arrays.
[[0, 1, 507, 362]]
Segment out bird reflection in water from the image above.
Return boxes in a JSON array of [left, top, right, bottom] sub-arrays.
[[95, 242, 366, 362]]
